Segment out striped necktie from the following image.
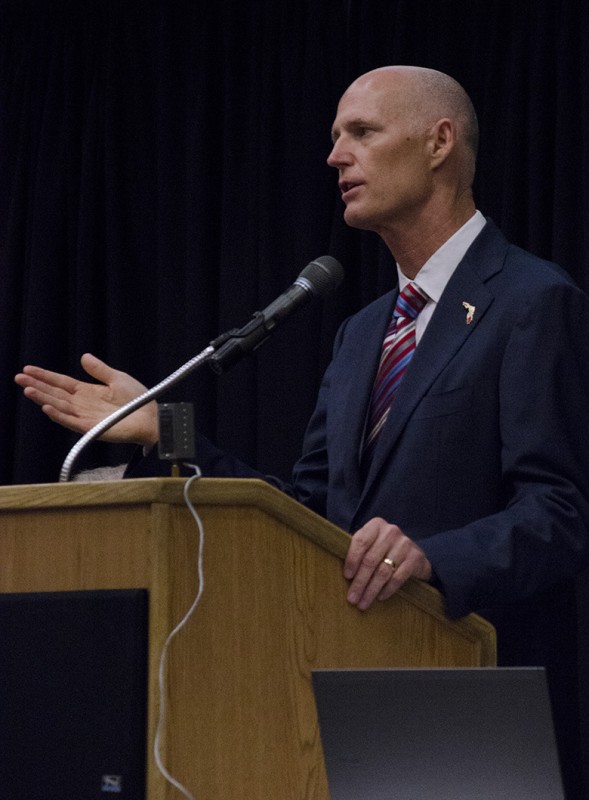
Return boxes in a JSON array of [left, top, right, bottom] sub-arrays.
[[363, 283, 428, 462]]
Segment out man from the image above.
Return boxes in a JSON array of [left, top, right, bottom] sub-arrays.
[[16, 67, 589, 796]]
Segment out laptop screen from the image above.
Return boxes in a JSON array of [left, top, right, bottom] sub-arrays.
[[312, 667, 564, 800]]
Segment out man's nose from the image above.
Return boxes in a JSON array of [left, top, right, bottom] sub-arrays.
[[327, 139, 350, 168]]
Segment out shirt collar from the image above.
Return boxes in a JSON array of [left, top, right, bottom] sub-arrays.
[[397, 210, 487, 301]]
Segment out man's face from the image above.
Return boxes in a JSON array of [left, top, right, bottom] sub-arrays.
[[327, 74, 434, 236]]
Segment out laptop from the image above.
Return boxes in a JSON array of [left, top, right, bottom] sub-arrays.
[[0, 588, 148, 799], [312, 667, 564, 800]]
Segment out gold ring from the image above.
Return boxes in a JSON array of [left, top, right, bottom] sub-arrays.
[[383, 557, 397, 569]]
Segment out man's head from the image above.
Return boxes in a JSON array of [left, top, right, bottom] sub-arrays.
[[327, 66, 478, 241]]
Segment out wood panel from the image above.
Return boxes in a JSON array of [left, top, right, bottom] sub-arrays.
[[0, 478, 495, 799]]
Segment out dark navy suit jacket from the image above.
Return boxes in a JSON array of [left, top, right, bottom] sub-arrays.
[[130, 219, 589, 629], [128, 220, 589, 792], [292, 220, 589, 619]]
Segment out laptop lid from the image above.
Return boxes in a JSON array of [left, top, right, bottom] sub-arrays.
[[312, 667, 564, 800], [0, 588, 148, 799]]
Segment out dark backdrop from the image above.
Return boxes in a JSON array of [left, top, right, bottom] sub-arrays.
[[1, 0, 588, 789]]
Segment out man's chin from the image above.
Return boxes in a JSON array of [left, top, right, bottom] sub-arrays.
[[343, 206, 371, 231]]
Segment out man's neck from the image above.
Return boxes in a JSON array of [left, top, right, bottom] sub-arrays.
[[381, 196, 476, 280]]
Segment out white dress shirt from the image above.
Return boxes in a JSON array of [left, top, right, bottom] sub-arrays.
[[397, 210, 487, 343]]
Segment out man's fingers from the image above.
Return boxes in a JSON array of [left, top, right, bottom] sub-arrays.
[[16, 356, 155, 445], [80, 353, 115, 384], [344, 517, 432, 610], [20, 375, 76, 405], [347, 551, 404, 609], [24, 385, 77, 415], [17, 365, 79, 394], [41, 403, 88, 433], [343, 518, 384, 578], [377, 560, 412, 600]]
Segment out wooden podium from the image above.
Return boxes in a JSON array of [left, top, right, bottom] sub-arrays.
[[0, 477, 495, 799]]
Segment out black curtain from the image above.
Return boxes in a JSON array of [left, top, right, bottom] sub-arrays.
[[3, 0, 589, 486], [2, 0, 589, 787]]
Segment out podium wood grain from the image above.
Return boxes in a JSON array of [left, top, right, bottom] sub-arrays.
[[0, 478, 495, 799]]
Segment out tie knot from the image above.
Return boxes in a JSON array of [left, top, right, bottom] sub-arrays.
[[393, 283, 428, 321]]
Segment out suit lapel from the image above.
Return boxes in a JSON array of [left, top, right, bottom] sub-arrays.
[[331, 293, 396, 502]]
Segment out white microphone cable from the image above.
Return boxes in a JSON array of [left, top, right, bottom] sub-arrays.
[[153, 465, 204, 800]]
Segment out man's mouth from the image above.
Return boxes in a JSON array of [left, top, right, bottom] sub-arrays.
[[339, 181, 362, 201]]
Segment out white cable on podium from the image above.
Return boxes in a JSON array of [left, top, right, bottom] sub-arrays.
[[154, 465, 204, 800]]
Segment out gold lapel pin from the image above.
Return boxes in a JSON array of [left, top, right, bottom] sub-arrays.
[[462, 301, 476, 325]]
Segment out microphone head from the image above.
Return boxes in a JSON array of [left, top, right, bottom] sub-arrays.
[[298, 256, 344, 298]]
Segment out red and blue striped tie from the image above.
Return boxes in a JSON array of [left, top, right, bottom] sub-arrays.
[[363, 283, 428, 462]]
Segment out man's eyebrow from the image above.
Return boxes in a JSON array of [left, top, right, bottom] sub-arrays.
[[347, 117, 370, 127], [332, 116, 373, 139]]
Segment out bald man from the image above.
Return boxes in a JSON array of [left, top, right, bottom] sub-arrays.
[[16, 66, 589, 796]]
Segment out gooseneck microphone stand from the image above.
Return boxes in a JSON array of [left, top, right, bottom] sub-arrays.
[[58, 255, 344, 482]]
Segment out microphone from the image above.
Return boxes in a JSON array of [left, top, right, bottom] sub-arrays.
[[59, 255, 343, 481], [207, 255, 344, 374]]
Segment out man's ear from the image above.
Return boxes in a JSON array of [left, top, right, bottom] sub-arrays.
[[428, 118, 455, 166]]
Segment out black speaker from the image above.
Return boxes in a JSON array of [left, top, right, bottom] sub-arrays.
[[0, 589, 148, 799]]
